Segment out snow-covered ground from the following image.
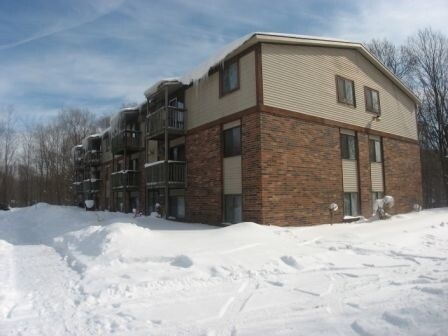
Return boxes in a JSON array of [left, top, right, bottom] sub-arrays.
[[0, 204, 447, 335]]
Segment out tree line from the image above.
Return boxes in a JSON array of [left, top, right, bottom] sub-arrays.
[[366, 28, 448, 207], [0, 107, 106, 206], [1, 27, 447, 208]]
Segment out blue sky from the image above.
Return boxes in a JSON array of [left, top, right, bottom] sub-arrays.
[[1, 0, 447, 126]]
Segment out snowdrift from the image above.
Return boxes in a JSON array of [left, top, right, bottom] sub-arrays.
[[0, 204, 447, 335]]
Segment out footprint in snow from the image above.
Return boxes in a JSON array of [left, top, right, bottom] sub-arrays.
[[382, 311, 411, 328], [280, 255, 302, 269]]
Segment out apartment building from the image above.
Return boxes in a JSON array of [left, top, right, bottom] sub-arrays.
[[72, 32, 422, 226]]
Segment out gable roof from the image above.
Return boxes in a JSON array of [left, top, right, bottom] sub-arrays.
[[178, 32, 420, 104]]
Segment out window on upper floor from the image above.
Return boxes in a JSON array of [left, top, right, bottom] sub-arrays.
[[220, 59, 239, 96], [369, 138, 382, 163], [340, 133, 357, 160], [365, 87, 381, 114], [223, 126, 241, 157], [336, 76, 355, 106]]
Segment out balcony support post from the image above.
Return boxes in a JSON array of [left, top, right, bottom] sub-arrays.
[[164, 85, 169, 219]]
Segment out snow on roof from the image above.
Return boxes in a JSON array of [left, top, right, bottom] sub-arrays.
[[144, 32, 419, 103], [180, 32, 354, 85], [144, 32, 356, 95], [144, 78, 182, 98]]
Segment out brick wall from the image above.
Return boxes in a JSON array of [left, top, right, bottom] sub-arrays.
[[185, 125, 223, 224], [259, 112, 344, 226], [242, 113, 263, 223], [357, 133, 372, 217], [383, 138, 423, 213]]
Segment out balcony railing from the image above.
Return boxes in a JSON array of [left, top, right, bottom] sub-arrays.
[[74, 158, 84, 170], [147, 106, 186, 139], [83, 179, 101, 194], [145, 161, 185, 189], [111, 130, 142, 154], [84, 151, 101, 166], [73, 182, 83, 194], [111, 170, 139, 190]]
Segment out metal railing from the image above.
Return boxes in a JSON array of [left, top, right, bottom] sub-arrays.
[[145, 161, 185, 188], [111, 130, 141, 154], [83, 179, 101, 194], [84, 151, 101, 166], [147, 106, 186, 139], [111, 170, 139, 189], [73, 182, 83, 194]]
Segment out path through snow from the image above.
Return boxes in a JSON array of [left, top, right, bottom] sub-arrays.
[[0, 204, 447, 335]]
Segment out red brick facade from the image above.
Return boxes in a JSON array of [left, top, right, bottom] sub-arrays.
[[383, 137, 423, 214], [181, 110, 422, 226], [258, 112, 345, 225], [357, 133, 373, 218], [242, 113, 263, 223], [185, 125, 223, 224]]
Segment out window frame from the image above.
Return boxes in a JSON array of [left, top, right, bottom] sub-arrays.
[[369, 138, 382, 163], [364, 86, 381, 115], [223, 126, 241, 158], [340, 133, 357, 160], [336, 75, 356, 107], [223, 194, 242, 224], [220, 58, 240, 97], [344, 192, 359, 217]]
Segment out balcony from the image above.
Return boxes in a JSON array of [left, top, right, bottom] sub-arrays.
[[147, 106, 186, 140], [145, 161, 185, 189], [73, 182, 83, 194], [84, 151, 101, 166], [111, 170, 139, 190], [111, 130, 142, 155], [83, 179, 101, 194], [74, 158, 84, 170]]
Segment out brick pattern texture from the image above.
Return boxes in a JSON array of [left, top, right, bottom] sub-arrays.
[[185, 125, 223, 224], [383, 137, 423, 214], [357, 133, 373, 217], [259, 112, 344, 226], [242, 113, 263, 223]]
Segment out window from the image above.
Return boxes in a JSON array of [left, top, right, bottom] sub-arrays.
[[364, 87, 381, 114], [224, 194, 242, 223], [169, 144, 185, 161], [169, 195, 185, 219], [336, 76, 355, 106], [221, 60, 239, 96], [340, 134, 357, 160], [344, 192, 359, 216], [223, 126, 241, 157], [369, 139, 382, 162]]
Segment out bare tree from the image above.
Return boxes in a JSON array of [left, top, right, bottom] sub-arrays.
[[0, 106, 18, 205], [366, 38, 415, 85], [405, 28, 448, 205]]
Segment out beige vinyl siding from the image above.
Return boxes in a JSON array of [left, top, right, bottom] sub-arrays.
[[371, 162, 384, 192], [342, 160, 358, 192], [101, 150, 113, 163], [170, 136, 185, 147], [223, 119, 241, 130], [185, 51, 256, 130], [146, 140, 158, 163], [223, 156, 242, 194], [262, 43, 418, 140]]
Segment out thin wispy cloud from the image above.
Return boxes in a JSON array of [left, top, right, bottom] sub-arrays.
[[0, 0, 447, 125]]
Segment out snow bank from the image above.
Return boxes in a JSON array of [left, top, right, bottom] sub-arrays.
[[53, 223, 153, 273], [1, 205, 447, 335]]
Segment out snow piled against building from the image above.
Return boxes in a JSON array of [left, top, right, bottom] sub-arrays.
[[0, 204, 447, 335]]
